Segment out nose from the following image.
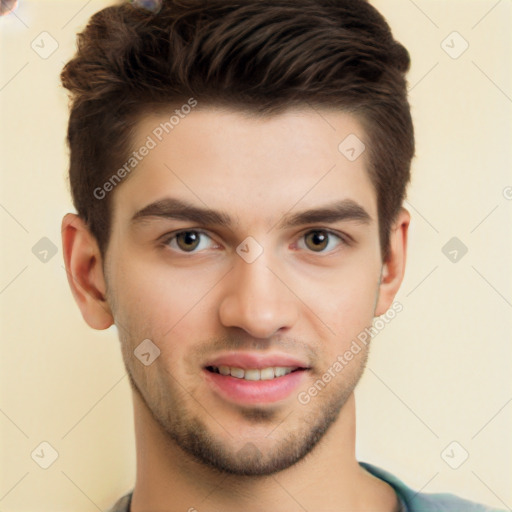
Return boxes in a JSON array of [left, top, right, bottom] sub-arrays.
[[218, 250, 299, 339]]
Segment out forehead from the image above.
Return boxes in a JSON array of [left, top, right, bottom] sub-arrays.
[[111, 106, 377, 228]]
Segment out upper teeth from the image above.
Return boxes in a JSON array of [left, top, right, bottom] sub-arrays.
[[210, 366, 298, 380]]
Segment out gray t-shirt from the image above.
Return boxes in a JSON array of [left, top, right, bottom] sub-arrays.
[[107, 461, 505, 512]]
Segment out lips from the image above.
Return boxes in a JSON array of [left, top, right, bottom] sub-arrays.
[[202, 352, 311, 404], [204, 352, 310, 371], [203, 364, 308, 404]]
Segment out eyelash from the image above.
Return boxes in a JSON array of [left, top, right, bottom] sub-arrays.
[[160, 228, 350, 255]]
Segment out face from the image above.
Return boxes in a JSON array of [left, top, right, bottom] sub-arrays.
[[102, 106, 386, 476]]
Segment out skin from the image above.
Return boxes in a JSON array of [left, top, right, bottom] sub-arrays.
[[62, 106, 409, 512]]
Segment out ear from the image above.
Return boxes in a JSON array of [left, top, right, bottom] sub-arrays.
[[374, 207, 410, 317], [61, 213, 114, 330]]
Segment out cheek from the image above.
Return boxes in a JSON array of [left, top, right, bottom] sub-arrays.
[[314, 262, 381, 344], [111, 258, 219, 355]]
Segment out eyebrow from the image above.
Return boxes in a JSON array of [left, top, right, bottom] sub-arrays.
[[131, 197, 372, 230]]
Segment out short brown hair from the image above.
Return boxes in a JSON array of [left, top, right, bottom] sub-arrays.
[[61, 0, 414, 260]]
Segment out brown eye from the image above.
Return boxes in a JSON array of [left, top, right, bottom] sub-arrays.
[[162, 230, 205, 252], [301, 230, 343, 253], [175, 231, 201, 251], [304, 230, 329, 252], [164, 230, 218, 254]]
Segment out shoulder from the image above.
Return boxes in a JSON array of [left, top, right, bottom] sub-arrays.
[[359, 462, 506, 512], [106, 491, 133, 512]]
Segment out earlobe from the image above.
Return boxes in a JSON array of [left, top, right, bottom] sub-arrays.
[[374, 207, 410, 317], [61, 213, 114, 330]]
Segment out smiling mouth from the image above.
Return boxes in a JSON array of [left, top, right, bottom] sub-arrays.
[[205, 365, 307, 381]]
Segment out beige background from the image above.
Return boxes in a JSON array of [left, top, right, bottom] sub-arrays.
[[1, 0, 511, 510]]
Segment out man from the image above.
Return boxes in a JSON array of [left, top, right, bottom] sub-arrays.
[[60, 0, 503, 510]]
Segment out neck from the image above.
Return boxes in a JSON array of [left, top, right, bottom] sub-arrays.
[[130, 392, 398, 512]]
